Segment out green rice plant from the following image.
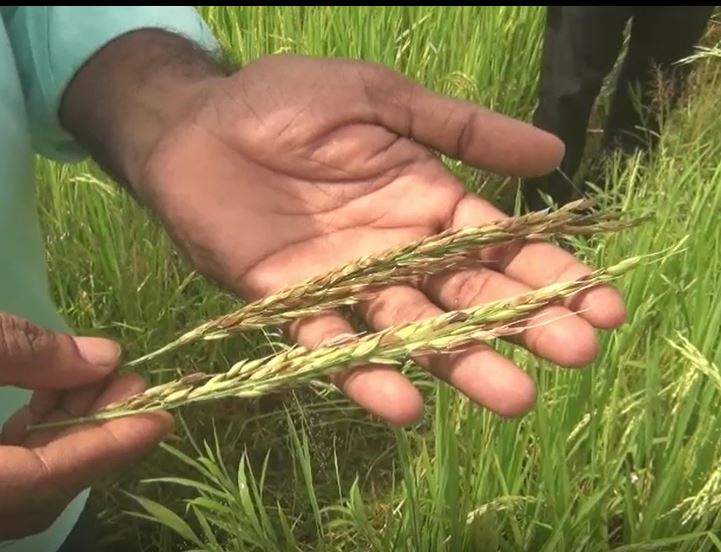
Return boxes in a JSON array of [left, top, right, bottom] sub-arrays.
[[30, 6, 721, 552]]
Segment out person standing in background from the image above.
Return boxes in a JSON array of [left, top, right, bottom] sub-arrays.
[[523, 6, 715, 211]]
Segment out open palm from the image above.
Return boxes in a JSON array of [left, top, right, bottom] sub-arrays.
[[139, 54, 626, 425]]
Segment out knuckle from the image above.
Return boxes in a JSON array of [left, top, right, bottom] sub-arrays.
[[28, 456, 71, 515], [449, 270, 493, 310], [455, 110, 479, 159], [364, 288, 436, 328], [392, 299, 436, 326], [0, 312, 53, 361], [356, 61, 407, 99], [357, 59, 391, 81]]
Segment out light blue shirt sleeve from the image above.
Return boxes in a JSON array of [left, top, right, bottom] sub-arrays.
[[3, 6, 219, 162]]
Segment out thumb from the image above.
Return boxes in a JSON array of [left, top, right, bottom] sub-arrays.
[[358, 62, 564, 177], [0, 312, 121, 390]]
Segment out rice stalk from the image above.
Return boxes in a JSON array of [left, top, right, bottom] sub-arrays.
[[676, 467, 721, 526], [125, 199, 648, 368], [29, 251, 664, 432]]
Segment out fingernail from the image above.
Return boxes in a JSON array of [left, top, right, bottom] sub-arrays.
[[73, 337, 122, 366]]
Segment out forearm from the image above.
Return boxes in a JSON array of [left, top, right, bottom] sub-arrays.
[[60, 29, 229, 194]]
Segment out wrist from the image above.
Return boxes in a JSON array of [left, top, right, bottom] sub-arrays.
[[60, 29, 229, 193]]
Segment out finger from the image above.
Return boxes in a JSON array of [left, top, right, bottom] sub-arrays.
[[0, 391, 61, 445], [364, 64, 564, 177], [288, 311, 424, 426], [0, 445, 62, 514], [61, 384, 106, 418], [0, 380, 173, 513], [53, 373, 145, 422], [91, 372, 147, 411], [2, 391, 62, 444], [30, 390, 60, 421], [425, 267, 599, 368], [0, 376, 159, 514], [0, 385, 118, 450], [1, 406, 31, 446], [358, 285, 537, 417], [446, 194, 627, 329], [24, 373, 162, 449], [24, 410, 173, 505], [0, 312, 121, 389]]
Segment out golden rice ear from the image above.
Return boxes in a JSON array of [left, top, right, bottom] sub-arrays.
[[124, 202, 649, 369], [28, 247, 666, 434]]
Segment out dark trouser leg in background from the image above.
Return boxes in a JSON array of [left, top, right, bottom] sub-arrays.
[[522, 7, 632, 212], [57, 502, 98, 552], [602, 6, 715, 155]]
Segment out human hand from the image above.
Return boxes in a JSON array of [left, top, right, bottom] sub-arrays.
[[0, 312, 172, 539], [62, 34, 627, 426]]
